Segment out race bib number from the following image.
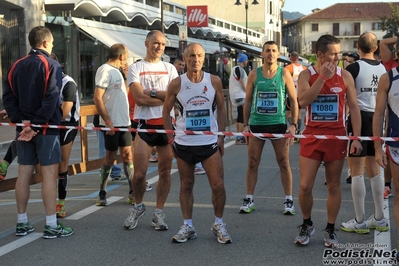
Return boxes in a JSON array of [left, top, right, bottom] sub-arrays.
[[257, 92, 278, 114], [310, 95, 338, 122], [186, 109, 211, 131]]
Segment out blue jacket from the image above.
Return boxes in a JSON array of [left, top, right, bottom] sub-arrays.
[[3, 49, 63, 135]]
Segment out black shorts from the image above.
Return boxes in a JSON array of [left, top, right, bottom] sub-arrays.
[[104, 127, 132, 152], [249, 124, 287, 140], [236, 105, 244, 123], [173, 142, 218, 164], [60, 128, 78, 146], [347, 111, 374, 157], [137, 120, 168, 147], [131, 120, 137, 141]]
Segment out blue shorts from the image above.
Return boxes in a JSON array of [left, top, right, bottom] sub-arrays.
[[16, 134, 61, 166]]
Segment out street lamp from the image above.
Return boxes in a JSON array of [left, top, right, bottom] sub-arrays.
[[234, 0, 259, 43]]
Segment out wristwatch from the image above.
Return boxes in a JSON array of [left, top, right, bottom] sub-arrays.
[[150, 89, 157, 98]]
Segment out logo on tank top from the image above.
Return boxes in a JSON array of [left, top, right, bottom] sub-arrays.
[[330, 87, 342, 93], [202, 86, 208, 95]]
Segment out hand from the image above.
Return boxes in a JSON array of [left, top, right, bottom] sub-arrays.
[[320, 62, 336, 80], [285, 125, 296, 146], [243, 125, 250, 145], [349, 140, 363, 156], [18, 126, 37, 141], [375, 147, 387, 168], [105, 122, 115, 136], [0, 109, 8, 121]]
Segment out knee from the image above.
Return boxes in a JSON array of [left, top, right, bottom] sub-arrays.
[[277, 158, 290, 172], [300, 183, 313, 195]]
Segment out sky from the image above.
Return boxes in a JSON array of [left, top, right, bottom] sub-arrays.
[[282, 0, 397, 15]]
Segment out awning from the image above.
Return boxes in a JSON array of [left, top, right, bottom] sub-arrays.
[[72, 17, 170, 63]]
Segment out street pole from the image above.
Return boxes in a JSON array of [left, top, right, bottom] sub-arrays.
[[245, 0, 248, 43]]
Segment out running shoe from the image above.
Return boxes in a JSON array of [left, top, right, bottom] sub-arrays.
[[149, 153, 158, 162], [56, 203, 67, 218], [172, 224, 197, 243], [15, 222, 34, 236], [340, 218, 369, 234], [151, 211, 168, 231], [211, 223, 232, 244], [146, 182, 152, 191], [367, 215, 389, 232], [235, 137, 246, 145], [239, 198, 255, 213], [123, 204, 146, 230], [384, 186, 393, 199], [0, 160, 8, 181], [111, 174, 126, 181], [43, 221, 73, 239], [294, 224, 315, 245], [96, 190, 107, 206], [283, 199, 295, 215], [324, 228, 339, 247], [194, 166, 205, 175], [127, 192, 135, 205]]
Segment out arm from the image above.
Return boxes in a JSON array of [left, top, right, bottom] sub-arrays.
[[93, 87, 114, 136], [243, 69, 256, 142], [380, 36, 396, 64], [373, 72, 389, 168], [211, 74, 227, 155], [283, 68, 298, 146], [344, 70, 362, 156], [129, 82, 164, 106], [162, 77, 180, 142], [60, 81, 77, 120]]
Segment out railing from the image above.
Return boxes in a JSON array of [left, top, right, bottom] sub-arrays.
[[0, 91, 235, 193]]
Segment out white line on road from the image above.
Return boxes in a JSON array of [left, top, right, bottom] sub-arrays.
[[0, 233, 42, 257], [66, 196, 123, 220]]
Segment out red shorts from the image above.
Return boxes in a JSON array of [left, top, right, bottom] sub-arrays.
[[300, 128, 348, 162]]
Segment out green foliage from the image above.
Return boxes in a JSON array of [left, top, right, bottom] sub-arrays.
[[381, 3, 399, 38], [301, 54, 316, 65]]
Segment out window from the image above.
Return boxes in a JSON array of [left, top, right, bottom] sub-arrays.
[[146, 0, 159, 8], [217, 21, 223, 27], [312, 23, 319, 32], [208, 18, 215, 25], [231, 25, 236, 31], [333, 23, 339, 36], [163, 3, 172, 12], [372, 22, 382, 30], [224, 23, 230, 30], [175, 7, 184, 15], [353, 40, 358, 48], [353, 23, 360, 35]]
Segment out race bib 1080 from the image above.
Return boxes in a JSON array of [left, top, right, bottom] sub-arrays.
[[310, 95, 338, 122]]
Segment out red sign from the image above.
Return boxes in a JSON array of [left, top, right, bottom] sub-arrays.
[[187, 6, 208, 27]]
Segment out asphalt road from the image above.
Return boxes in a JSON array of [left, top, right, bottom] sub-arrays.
[[0, 131, 397, 266]]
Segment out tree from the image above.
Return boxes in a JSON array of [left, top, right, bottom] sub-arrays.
[[381, 3, 399, 38]]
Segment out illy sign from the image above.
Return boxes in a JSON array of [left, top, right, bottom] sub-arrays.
[[187, 6, 208, 27]]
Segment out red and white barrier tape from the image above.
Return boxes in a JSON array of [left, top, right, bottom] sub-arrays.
[[1, 122, 398, 142]]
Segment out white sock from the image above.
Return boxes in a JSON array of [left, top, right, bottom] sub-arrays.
[[215, 216, 223, 225], [184, 219, 193, 227], [46, 214, 57, 228], [351, 175, 366, 223], [17, 212, 28, 224], [155, 208, 163, 214], [285, 195, 293, 201], [370, 174, 385, 220], [246, 195, 253, 201]]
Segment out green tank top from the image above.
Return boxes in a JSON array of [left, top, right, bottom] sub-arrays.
[[250, 66, 286, 125]]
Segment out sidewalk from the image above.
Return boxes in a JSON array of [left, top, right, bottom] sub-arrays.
[[0, 125, 15, 149]]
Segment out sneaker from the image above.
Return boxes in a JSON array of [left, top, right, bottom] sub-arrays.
[[151, 211, 168, 231], [235, 137, 246, 145], [111, 174, 126, 181], [194, 166, 205, 175], [96, 190, 107, 206], [239, 198, 255, 213], [172, 224, 197, 243], [211, 223, 232, 244], [15, 222, 34, 236], [127, 192, 135, 205], [367, 215, 389, 232], [0, 160, 8, 181], [324, 228, 339, 247], [123, 204, 146, 230], [43, 221, 73, 239], [146, 182, 152, 191], [149, 153, 158, 162], [283, 199, 295, 215], [340, 218, 370, 234], [294, 224, 315, 245], [384, 186, 393, 199], [56, 203, 67, 218]]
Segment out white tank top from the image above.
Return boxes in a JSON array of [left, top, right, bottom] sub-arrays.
[[175, 72, 218, 145]]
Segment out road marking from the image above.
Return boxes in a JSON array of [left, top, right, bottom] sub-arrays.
[[66, 196, 123, 220], [0, 233, 42, 257]]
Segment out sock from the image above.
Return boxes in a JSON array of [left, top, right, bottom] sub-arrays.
[[215, 216, 223, 225], [57, 199, 65, 205], [370, 174, 385, 220], [304, 217, 312, 226], [285, 195, 293, 201], [100, 164, 112, 191], [351, 175, 366, 223], [123, 162, 134, 192], [17, 212, 28, 224], [326, 222, 335, 231], [46, 214, 57, 228], [135, 203, 143, 210], [246, 195, 253, 201], [58, 171, 69, 200], [184, 219, 193, 227], [385, 182, 391, 188], [155, 208, 163, 214]]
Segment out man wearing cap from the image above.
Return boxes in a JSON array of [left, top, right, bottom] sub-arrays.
[[229, 53, 248, 144], [284, 51, 307, 138]]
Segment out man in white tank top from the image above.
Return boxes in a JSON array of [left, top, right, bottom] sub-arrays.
[[162, 43, 232, 244]]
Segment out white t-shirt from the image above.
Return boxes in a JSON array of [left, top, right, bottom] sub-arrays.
[[95, 63, 130, 127], [229, 65, 247, 106], [127, 60, 178, 120]]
